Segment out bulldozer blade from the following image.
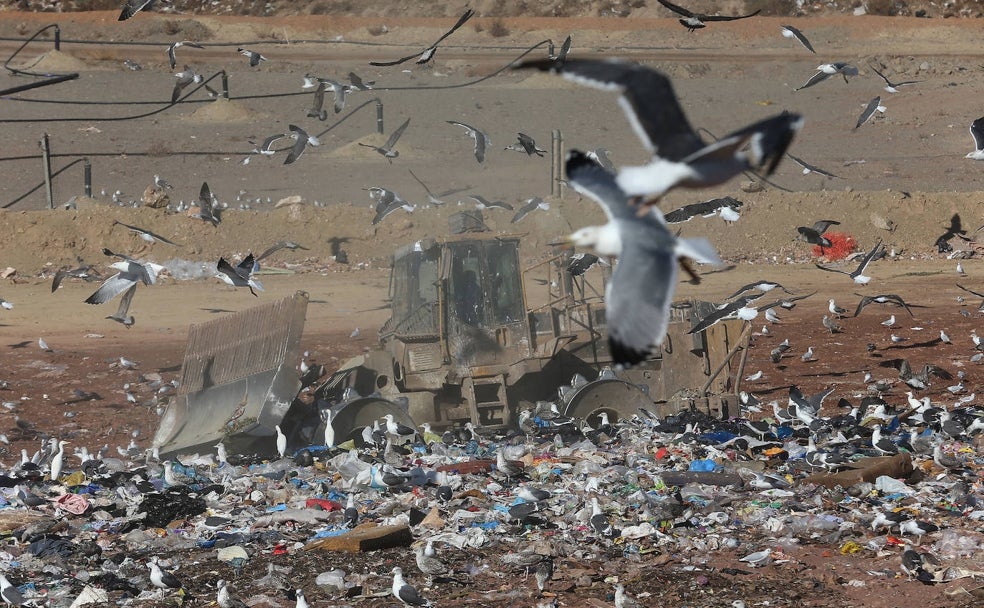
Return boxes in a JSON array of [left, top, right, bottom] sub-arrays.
[[153, 290, 309, 457]]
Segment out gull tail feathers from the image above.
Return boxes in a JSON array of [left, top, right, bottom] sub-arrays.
[[675, 237, 722, 266]]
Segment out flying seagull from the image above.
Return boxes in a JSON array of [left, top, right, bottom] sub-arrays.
[[795, 62, 857, 91], [505, 133, 547, 157], [781, 25, 815, 53], [548, 34, 573, 67], [112, 220, 178, 245], [347, 71, 374, 90], [307, 81, 328, 121], [85, 248, 162, 305], [854, 293, 914, 317], [511, 197, 550, 223], [106, 284, 137, 328], [468, 195, 512, 211], [815, 239, 884, 284], [216, 254, 263, 296], [656, 0, 760, 32], [256, 240, 308, 262], [119, 0, 166, 21], [446, 120, 491, 163], [726, 280, 793, 300], [786, 153, 841, 178], [368, 187, 416, 225], [193, 181, 220, 226], [854, 96, 885, 130], [869, 65, 920, 93], [51, 265, 102, 292], [359, 117, 411, 161], [796, 219, 839, 248], [515, 58, 802, 205], [966, 117, 984, 160], [690, 294, 761, 335], [560, 150, 721, 366], [407, 169, 470, 206], [370, 9, 474, 66], [285, 124, 320, 165], [663, 196, 743, 224], [237, 47, 267, 67], [166, 40, 204, 70], [171, 65, 202, 103], [567, 252, 608, 277]]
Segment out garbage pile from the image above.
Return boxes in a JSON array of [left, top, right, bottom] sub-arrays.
[[1, 390, 983, 607]]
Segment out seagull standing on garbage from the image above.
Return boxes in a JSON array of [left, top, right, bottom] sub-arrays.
[[49, 439, 66, 481], [392, 567, 432, 607], [294, 589, 310, 608], [275, 425, 287, 459], [148, 562, 186, 598], [216, 579, 248, 608], [382, 413, 417, 442]]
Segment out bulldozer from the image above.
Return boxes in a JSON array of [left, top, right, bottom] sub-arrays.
[[153, 233, 748, 458]]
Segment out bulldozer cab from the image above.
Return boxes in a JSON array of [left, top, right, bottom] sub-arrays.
[[385, 237, 531, 374]]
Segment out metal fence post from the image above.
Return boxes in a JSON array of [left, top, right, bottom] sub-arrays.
[[220, 71, 229, 99], [375, 98, 384, 134], [40, 133, 54, 209], [53, 25, 60, 51], [550, 129, 563, 198], [83, 158, 91, 197]]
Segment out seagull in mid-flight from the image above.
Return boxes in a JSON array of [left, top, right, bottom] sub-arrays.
[[815, 239, 884, 284], [370, 9, 474, 67], [656, 0, 760, 32], [284, 124, 320, 165], [237, 47, 267, 67], [119, 0, 168, 21], [446, 120, 491, 163], [795, 62, 857, 91], [112, 220, 178, 245], [166, 40, 204, 70], [216, 254, 263, 296], [869, 65, 920, 93], [359, 117, 411, 161], [854, 96, 885, 130], [559, 150, 721, 367], [781, 25, 815, 53], [516, 58, 802, 206]]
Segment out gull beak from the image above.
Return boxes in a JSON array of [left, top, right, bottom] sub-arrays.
[[547, 235, 574, 247]]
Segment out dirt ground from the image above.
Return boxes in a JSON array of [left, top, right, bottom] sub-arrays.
[[0, 9, 983, 608]]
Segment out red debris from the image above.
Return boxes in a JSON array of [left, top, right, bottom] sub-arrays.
[[812, 231, 856, 260]]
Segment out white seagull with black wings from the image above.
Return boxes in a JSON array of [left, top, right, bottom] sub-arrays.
[[561, 150, 721, 367], [370, 9, 473, 67], [517, 58, 802, 205]]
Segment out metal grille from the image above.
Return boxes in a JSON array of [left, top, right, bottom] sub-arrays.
[[178, 291, 309, 395]]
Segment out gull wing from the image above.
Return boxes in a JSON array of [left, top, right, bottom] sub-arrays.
[[781, 25, 815, 53], [854, 96, 882, 130], [702, 9, 760, 22], [517, 58, 703, 162], [84, 272, 138, 305], [794, 70, 832, 91], [384, 117, 412, 150], [369, 9, 473, 66], [655, 0, 696, 17]]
